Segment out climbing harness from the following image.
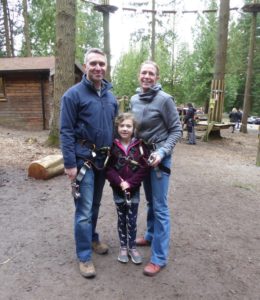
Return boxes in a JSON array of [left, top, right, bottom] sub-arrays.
[[143, 140, 171, 176], [124, 190, 131, 206], [71, 140, 111, 199]]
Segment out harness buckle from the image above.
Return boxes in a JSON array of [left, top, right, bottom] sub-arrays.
[[124, 190, 131, 206], [71, 180, 81, 199]]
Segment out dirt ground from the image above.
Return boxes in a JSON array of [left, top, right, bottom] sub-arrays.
[[0, 124, 259, 300]]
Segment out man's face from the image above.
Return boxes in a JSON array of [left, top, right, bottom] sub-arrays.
[[84, 52, 107, 84], [139, 63, 159, 92]]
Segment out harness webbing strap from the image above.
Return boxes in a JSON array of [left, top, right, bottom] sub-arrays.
[[157, 163, 171, 175]]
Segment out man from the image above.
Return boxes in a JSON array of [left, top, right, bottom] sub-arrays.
[[60, 48, 118, 278]]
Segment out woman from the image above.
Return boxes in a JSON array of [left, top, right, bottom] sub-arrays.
[[130, 60, 182, 276]]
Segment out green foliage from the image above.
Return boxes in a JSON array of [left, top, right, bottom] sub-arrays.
[[112, 46, 148, 98], [75, 1, 103, 63], [225, 14, 250, 112], [225, 8, 260, 116], [20, 0, 102, 59], [28, 0, 56, 56], [154, 36, 175, 96], [173, 4, 217, 108]]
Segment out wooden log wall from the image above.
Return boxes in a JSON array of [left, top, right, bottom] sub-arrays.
[[0, 72, 51, 130]]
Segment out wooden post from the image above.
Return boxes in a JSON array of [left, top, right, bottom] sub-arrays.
[[93, 3, 118, 82], [205, 0, 230, 140], [151, 0, 156, 60], [240, 1, 259, 134], [256, 125, 260, 166]]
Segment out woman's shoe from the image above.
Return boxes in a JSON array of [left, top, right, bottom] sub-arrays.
[[135, 237, 151, 246], [143, 262, 162, 276], [117, 247, 129, 263], [128, 248, 142, 264]]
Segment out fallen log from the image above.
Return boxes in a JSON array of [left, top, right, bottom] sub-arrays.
[[28, 154, 64, 180]]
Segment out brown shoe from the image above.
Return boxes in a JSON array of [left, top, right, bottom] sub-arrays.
[[79, 261, 96, 278], [136, 237, 151, 247], [92, 241, 109, 255], [143, 262, 161, 276]]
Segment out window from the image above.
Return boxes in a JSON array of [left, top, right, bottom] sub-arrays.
[[0, 76, 7, 101]]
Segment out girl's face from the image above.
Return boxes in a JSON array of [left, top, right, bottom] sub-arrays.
[[118, 118, 134, 143], [139, 63, 159, 92]]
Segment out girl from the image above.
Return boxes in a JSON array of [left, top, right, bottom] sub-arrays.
[[106, 112, 149, 264]]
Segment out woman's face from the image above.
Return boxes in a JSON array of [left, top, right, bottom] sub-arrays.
[[139, 63, 159, 92]]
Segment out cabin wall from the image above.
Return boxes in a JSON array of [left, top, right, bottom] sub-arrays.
[[0, 72, 51, 130]]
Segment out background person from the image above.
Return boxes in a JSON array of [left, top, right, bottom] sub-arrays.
[[130, 60, 182, 276], [229, 107, 238, 133], [106, 112, 149, 265], [60, 48, 118, 278], [183, 103, 196, 144]]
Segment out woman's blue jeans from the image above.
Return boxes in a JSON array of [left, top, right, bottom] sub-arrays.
[[74, 167, 105, 262], [143, 155, 171, 267]]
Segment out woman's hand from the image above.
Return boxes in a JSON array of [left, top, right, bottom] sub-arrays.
[[148, 152, 161, 167]]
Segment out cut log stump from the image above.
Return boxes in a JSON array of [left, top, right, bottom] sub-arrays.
[[28, 154, 64, 180]]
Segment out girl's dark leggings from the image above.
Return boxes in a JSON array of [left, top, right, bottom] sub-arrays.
[[115, 202, 139, 249]]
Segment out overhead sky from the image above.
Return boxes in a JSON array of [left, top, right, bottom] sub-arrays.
[[108, 0, 245, 65]]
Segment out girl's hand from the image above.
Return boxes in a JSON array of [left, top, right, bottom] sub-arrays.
[[120, 181, 130, 191]]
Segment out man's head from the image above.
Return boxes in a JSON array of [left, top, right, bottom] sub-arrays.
[[83, 48, 107, 88]]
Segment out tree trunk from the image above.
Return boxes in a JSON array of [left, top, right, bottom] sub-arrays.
[[240, 11, 257, 134], [103, 11, 111, 81], [22, 0, 32, 56], [211, 0, 230, 122], [7, 2, 15, 56], [256, 126, 260, 166], [48, 0, 76, 146], [206, 0, 229, 140], [213, 0, 230, 80], [151, 0, 156, 60], [2, 0, 11, 57]]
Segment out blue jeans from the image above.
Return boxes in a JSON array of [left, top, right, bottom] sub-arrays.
[[74, 167, 105, 262], [143, 155, 171, 266]]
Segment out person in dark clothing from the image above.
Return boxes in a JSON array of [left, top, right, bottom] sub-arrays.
[[229, 108, 238, 133], [60, 48, 118, 278], [106, 112, 149, 265], [184, 103, 196, 144]]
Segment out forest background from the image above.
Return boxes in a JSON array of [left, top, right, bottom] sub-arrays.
[[1, 0, 260, 115]]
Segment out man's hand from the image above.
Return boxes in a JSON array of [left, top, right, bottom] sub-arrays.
[[65, 167, 77, 181]]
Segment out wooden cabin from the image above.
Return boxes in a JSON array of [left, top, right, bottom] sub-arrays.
[[0, 56, 84, 130]]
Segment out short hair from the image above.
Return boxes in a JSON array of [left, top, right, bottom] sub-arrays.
[[140, 60, 160, 76], [114, 112, 138, 135], [84, 48, 107, 64]]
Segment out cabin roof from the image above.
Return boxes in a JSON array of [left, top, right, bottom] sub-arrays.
[[0, 56, 84, 74]]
